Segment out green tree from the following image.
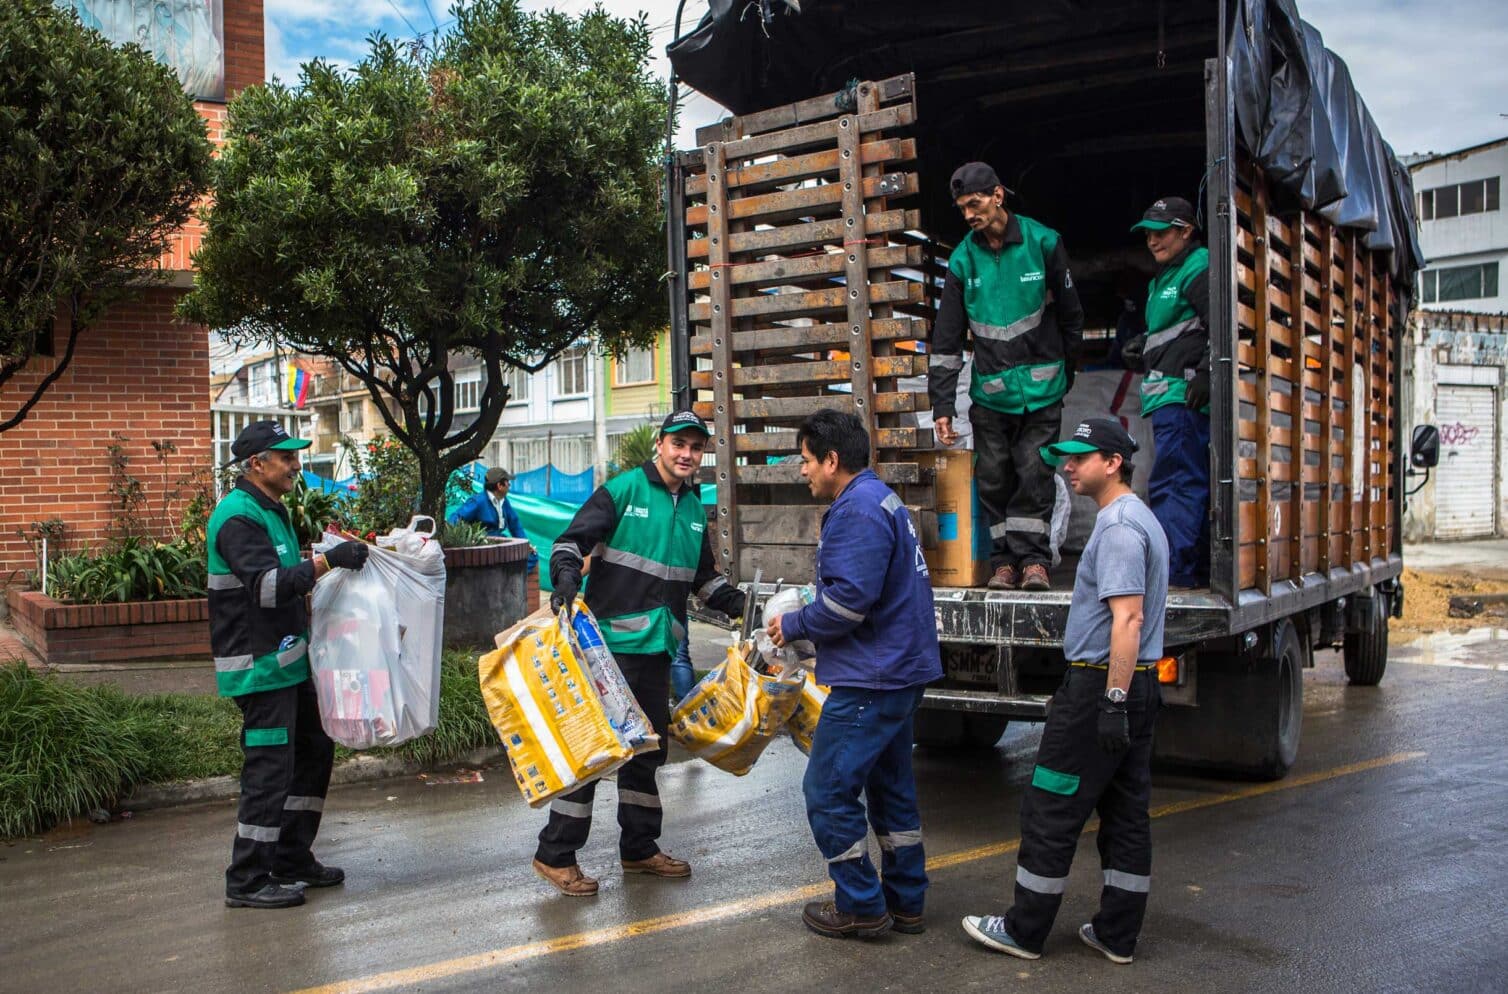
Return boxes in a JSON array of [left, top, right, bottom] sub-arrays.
[[180, 0, 667, 516], [0, 0, 212, 430]]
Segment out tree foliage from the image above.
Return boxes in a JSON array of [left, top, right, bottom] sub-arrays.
[[180, 0, 668, 514], [0, 0, 212, 430]]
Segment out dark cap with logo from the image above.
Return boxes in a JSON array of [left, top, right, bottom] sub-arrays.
[[1040, 417, 1139, 467], [1131, 196, 1197, 232], [950, 161, 1013, 199], [660, 409, 711, 437], [229, 420, 311, 464]]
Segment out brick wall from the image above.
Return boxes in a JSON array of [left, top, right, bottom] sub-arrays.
[[0, 288, 210, 586], [223, 0, 265, 97]]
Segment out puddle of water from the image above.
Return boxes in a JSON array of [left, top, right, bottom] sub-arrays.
[[1399, 628, 1508, 671]]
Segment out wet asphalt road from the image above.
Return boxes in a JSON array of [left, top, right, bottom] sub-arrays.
[[2, 645, 1506, 994]]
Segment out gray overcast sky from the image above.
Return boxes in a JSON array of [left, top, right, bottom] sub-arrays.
[[267, 1, 1506, 157]]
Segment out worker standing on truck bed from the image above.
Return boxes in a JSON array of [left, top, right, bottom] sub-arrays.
[[962, 417, 1167, 965], [767, 409, 943, 940], [929, 162, 1084, 591], [1121, 196, 1211, 589]]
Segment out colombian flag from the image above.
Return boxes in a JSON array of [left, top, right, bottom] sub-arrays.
[[286, 365, 310, 409]]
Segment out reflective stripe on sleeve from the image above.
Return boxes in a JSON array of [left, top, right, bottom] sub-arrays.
[[929, 353, 964, 371], [551, 541, 584, 563], [697, 576, 730, 601], [208, 573, 244, 590], [259, 570, 278, 609], [820, 591, 866, 624]]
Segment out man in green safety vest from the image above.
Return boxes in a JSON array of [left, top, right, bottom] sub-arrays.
[[1121, 196, 1212, 588], [208, 421, 371, 909], [534, 409, 747, 897], [930, 162, 1084, 591]]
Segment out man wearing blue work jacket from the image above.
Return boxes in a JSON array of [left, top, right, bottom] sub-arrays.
[[767, 409, 943, 940], [448, 466, 537, 570]]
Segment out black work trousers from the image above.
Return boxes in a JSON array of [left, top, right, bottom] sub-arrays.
[[972, 401, 1062, 569], [226, 677, 335, 895], [1005, 666, 1160, 958], [535, 652, 671, 868]]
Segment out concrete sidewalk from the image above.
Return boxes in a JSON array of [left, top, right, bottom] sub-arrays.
[[1404, 538, 1508, 577]]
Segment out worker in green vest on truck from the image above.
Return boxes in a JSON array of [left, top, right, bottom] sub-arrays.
[[534, 409, 747, 897], [1121, 196, 1212, 589], [208, 421, 371, 910], [929, 162, 1084, 591]]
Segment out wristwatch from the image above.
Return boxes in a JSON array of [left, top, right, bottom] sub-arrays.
[[1104, 687, 1128, 705]]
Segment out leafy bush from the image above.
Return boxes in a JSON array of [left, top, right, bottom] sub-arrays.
[[284, 478, 348, 548], [343, 436, 421, 538], [610, 423, 657, 478], [438, 519, 490, 548], [46, 538, 207, 604]]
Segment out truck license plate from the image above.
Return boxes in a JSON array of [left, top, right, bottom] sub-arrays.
[[945, 646, 998, 687]]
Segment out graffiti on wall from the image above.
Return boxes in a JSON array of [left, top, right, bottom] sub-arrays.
[[1438, 421, 1483, 447]]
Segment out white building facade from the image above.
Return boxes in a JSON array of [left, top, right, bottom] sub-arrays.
[[1410, 137, 1508, 315]]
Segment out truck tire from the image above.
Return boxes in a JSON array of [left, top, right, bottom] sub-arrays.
[[1344, 589, 1389, 686], [1153, 620, 1305, 781], [913, 710, 1010, 750]]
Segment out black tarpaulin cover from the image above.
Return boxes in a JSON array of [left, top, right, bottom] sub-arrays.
[[668, 0, 1422, 284]]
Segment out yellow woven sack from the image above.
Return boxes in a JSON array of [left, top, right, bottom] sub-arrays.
[[480, 606, 632, 808], [669, 642, 804, 776], [786, 679, 831, 756]]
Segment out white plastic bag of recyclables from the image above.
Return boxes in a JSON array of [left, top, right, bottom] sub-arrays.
[[309, 520, 447, 748]]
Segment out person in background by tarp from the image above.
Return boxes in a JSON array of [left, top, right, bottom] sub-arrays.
[[767, 409, 943, 940], [448, 466, 538, 572], [962, 418, 1167, 965], [1120, 197, 1211, 589], [537, 410, 746, 896], [929, 162, 1085, 592], [209, 421, 371, 910]]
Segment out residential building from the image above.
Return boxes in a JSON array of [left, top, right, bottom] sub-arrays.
[[209, 349, 314, 485], [1410, 137, 1508, 314]]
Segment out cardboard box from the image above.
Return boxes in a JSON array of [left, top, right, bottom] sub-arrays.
[[920, 451, 992, 588]]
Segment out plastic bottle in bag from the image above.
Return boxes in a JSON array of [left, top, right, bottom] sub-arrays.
[[567, 604, 660, 755], [754, 585, 818, 672]]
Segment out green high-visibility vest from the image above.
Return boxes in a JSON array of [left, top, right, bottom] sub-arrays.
[[205, 488, 310, 697], [1140, 245, 1210, 416]]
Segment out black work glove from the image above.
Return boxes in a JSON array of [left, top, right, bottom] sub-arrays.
[[1186, 369, 1210, 411], [1122, 334, 1147, 373], [727, 590, 749, 625], [1097, 696, 1130, 754], [550, 567, 581, 614], [324, 541, 370, 571]]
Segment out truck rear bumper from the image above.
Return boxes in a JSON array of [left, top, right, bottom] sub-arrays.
[[923, 687, 1051, 719]]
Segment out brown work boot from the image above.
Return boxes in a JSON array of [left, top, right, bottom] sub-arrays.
[[1020, 564, 1051, 591], [890, 909, 925, 934], [802, 901, 893, 939], [621, 851, 691, 878], [986, 565, 1020, 590], [532, 858, 599, 897]]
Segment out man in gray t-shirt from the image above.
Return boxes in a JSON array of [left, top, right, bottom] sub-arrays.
[[963, 417, 1170, 967]]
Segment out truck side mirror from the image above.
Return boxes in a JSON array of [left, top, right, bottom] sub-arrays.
[[1410, 424, 1440, 469]]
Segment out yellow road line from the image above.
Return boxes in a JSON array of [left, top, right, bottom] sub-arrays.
[[292, 750, 1425, 994]]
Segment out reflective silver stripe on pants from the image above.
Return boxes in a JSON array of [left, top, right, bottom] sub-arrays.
[[608, 615, 652, 633], [215, 654, 254, 673], [284, 795, 324, 812], [929, 353, 963, 371], [1103, 869, 1151, 893], [989, 520, 1011, 540], [600, 547, 697, 583], [618, 790, 661, 809], [877, 829, 923, 852], [820, 591, 866, 624], [277, 638, 307, 667], [828, 839, 867, 863], [259, 570, 278, 609], [237, 822, 281, 843], [1016, 865, 1067, 895], [550, 798, 593, 819], [551, 541, 583, 563], [1144, 318, 1203, 354], [880, 493, 904, 515], [1005, 516, 1051, 536], [697, 576, 729, 601], [207, 573, 243, 590], [969, 304, 1045, 344]]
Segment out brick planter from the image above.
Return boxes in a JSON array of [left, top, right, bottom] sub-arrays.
[[442, 538, 533, 649], [6, 588, 210, 665]]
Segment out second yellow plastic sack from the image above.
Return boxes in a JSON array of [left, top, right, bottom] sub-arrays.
[[479, 606, 632, 808], [669, 642, 804, 776], [786, 679, 831, 755]]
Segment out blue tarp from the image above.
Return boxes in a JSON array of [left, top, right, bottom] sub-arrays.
[[302, 471, 358, 495], [512, 464, 595, 504]]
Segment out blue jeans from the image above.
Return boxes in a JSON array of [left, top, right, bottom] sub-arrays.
[[670, 635, 694, 702], [1149, 404, 1211, 586], [803, 684, 928, 917]]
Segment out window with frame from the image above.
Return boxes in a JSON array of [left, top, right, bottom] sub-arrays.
[[504, 364, 531, 405], [341, 399, 365, 432], [613, 345, 656, 386], [1420, 177, 1501, 220], [1420, 262, 1500, 303], [553, 345, 589, 398], [454, 375, 482, 413]]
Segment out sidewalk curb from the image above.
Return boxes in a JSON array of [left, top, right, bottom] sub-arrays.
[[121, 745, 506, 812]]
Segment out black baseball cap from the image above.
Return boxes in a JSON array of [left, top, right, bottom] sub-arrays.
[[1041, 417, 1139, 467], [660, 410, 710, 437], [229, 420, 311, 464], [1131, 196, 1197, 232], [950, 161, 1013, 199]]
